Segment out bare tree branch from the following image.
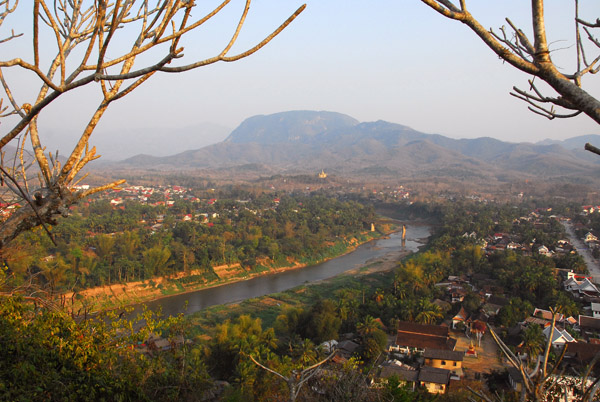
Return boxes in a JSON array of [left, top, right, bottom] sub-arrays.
[[0, 0, 306, 247], [248, 350, 336, 402], [420, 0, 600, 126]]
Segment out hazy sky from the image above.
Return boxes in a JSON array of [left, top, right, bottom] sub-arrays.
[[3, 1, 600, 158]]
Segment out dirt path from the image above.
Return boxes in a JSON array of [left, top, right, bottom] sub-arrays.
[[451, 329, 504, 378]]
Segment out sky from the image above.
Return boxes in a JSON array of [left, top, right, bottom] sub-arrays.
[[2, 1, 600, 158]]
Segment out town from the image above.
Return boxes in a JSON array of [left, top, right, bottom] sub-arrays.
[[4, 175, 600, 400]]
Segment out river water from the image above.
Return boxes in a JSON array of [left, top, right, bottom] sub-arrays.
[[136, 224, 431, 317]]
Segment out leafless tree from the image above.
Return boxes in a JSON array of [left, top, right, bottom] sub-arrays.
[[0, 0, 305, 248], [248, 351, 336, 402], [420, 1, 600, 125]]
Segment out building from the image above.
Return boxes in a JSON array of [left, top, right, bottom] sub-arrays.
[[578, 315, 600, 340], [565, 276, 600, 302], [452, 307, 468, 329], [391, 322, 456, 355], [543, 326, 576, 347], [423, 348, 463, 379], [418, 366, 451, 394]]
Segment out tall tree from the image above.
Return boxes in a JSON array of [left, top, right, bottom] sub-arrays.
[[142, 245, 172, 277]]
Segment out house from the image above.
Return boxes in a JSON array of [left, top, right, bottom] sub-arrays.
[[391, 322, 456, 355], [506, 242, 521, 250], [585, 232, 598, 243], [533, 308, 565, 323], [578, 315, 600, 339], [482, 295, 509, 316], [543, 326, 575, 347], [336, 340, 360, 358], [564, 341, 600, 367], [418, 366, 451, 394], [564, 277, 600, 302], [423, 348, 463, 379], [524, 316, 550, 327], [452, 307, 468, 329], [450, 286, 468, 303], [377, 361, 419, 389], [566, 271, 594, 282], [377, 361, 453, 394], [538, 245, 552, 257], [565, 316, 578, 326]]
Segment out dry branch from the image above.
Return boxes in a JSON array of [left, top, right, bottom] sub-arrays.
[[0, 0, 305, 247], [420, 0, 600, 126]]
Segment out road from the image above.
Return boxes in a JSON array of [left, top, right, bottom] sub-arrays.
[[562, 221, 600, 283]]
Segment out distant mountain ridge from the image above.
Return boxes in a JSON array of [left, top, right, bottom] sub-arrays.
[[224, 110, 358, 144], [115, 111, 600, 181]]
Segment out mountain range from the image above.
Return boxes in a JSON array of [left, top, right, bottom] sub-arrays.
[[113, 110, 600, 182]]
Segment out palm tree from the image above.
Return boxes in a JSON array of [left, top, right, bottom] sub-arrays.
[[118, 230, 140, 258], [414, 300, 443, 324], [357, 315, 380, 338], [395, 283, 408, 301], [94, 234, 115, 283], [521, 324, 545, 365], [142, 245, 172, 277], [295, 339, 317, 367]]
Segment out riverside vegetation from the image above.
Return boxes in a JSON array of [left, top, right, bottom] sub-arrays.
[[0, 193, 592, 400], [2, 192, 385, 310]]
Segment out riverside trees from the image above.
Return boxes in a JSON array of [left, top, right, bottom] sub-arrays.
[[2, 193, 376, 292]]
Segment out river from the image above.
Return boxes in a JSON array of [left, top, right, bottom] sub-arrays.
[[135, 224, 431, 317]]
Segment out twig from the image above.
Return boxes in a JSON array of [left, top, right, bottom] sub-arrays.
[[0, 165, 56, 246]]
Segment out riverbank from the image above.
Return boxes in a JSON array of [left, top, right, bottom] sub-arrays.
[[188, 231, 427, 331], [64, 227, 399, 313]]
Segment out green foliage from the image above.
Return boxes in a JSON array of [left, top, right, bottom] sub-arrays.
[[304, 299, 342, 343], [3, 194, 376, 293], [0, 296, 210, 401], [384, 377, 436, 402], [521, 324, 545, 365], [497, 298, 534, 327]]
